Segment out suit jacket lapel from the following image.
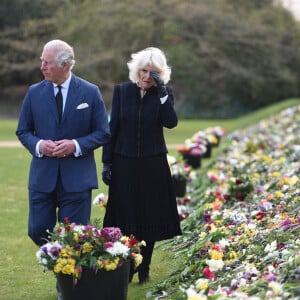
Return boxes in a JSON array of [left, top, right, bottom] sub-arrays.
[[63, 75, 82, 122]]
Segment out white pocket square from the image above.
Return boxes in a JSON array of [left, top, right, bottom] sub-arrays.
[[76, 103, 89, 109]]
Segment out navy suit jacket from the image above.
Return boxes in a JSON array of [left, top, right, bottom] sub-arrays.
[[16, 74, 110, 193]]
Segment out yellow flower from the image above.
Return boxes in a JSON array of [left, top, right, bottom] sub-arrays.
[[210, 249, 224, 260], [132, 253, 143, 268], [54, 257, 76, 275], [73, 232, 80, 243], [274, 190, 283, 198], [199, 232, 207, 239], [261, 155, 273, 163], [82, 242, 93, 253], [229, 251, 238, 260], [208, 223, 217, 233], [290, 175, 299, 185], [239, 223, 247, 229], [271, 172, 281, 178], [195, 278, 209, 290], [105, 257, 120, 271], [189, 296, 207, 300], [98, 257, 120, 271], [278, 176, 290, 187]]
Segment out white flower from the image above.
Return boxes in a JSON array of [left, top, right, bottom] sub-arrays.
[[245, 223, 256, 230], [229, 211, 247, 224], [186, 286, 208, 300], [73, 225, 85, 233], [105, 241, 130, 257], [268, 281, 283, 295], [206, 259, 224, 272], [93, 193, 106, 205], [264, 240, 277, 253], [281, 249, 290, 258], [167, 155, 176, 165], [36, 241, 62, 266], [219, 238, 230, 249]]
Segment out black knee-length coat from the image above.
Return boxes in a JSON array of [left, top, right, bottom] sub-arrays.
[[102, 82, 182, 242]]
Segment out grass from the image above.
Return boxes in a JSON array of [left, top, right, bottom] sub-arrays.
[[0, 98, 299, 300]]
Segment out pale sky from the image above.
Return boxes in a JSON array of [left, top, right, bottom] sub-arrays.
[[279, 0, 300, 20]]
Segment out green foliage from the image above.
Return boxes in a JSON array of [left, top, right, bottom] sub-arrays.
[[1, 1, 300, 118]]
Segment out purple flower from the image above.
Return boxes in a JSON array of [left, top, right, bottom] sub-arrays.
[[50, 246, 61, 257], [74, 243, 81, 249], [266, 273, 277, 282], [100, 227, 122, 242], [42, 246, 48, 254]]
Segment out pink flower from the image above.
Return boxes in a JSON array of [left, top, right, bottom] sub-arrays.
[[104, 242, 113, 250], [203, 267, 216, 279], [280, 218, 292, 231]]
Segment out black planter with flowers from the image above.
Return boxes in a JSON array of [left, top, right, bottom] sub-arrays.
[[182, 153, 201, 169], [201, 142, 212, 158], [172, 175, 187, 197], [36, 218, 144, 300], [57, 259, 131, 300]]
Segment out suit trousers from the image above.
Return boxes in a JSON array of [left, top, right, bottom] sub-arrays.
[[28, 170, 91, 246]]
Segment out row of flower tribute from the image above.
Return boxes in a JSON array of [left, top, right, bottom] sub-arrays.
[[150, 106, 300, 299], [177, 126, 227, 167]]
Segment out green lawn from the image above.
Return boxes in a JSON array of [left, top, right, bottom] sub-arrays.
[[0, 98, 299, 300]]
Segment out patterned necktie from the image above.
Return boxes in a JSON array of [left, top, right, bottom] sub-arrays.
[[56, 85, 63, 122]]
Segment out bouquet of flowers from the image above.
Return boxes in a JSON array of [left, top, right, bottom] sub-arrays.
[[93, 193, 108, 211], [177, 134, 208, 156], [168, 155, 192, 180], [36, 217, 144, 285]]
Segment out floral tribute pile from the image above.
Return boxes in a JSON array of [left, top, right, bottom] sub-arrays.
[[151, 106, 300, 299], [177, 126, 226, 158], [36, 217, 144, 285]]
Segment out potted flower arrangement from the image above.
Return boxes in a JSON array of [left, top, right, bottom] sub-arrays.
[[177, 135, 208, 168], [168, 155, 192, 197], [204, 126, 227, 146], [36, 217, 144, 300]]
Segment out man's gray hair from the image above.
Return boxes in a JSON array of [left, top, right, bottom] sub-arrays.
[[44, 39, 76, 70]]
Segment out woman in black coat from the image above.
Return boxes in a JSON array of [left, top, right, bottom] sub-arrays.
[[101, 47, 182, 284]]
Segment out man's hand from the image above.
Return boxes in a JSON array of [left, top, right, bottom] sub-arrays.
[[39, 140, 57, 157], [52, 139, 76, 158]]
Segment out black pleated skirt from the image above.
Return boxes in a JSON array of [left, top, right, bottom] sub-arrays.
[[103, 153, 182, 242]]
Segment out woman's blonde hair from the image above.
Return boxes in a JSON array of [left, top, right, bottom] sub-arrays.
[[127, 47, 171, 84]]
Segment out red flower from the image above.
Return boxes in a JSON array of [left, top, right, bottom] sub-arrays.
[[203, 267, 216, 279], [235, 179, 243, 185], [127, 237, 139, 247], [223, 194, 230, 200], [183, 197, 190, 204], [236, 192, 244, 200], [256, 211, 267, 220], [64, 217, 69, 224]]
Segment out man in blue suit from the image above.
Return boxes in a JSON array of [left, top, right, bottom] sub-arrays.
[[16, 39, 110, 247]]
